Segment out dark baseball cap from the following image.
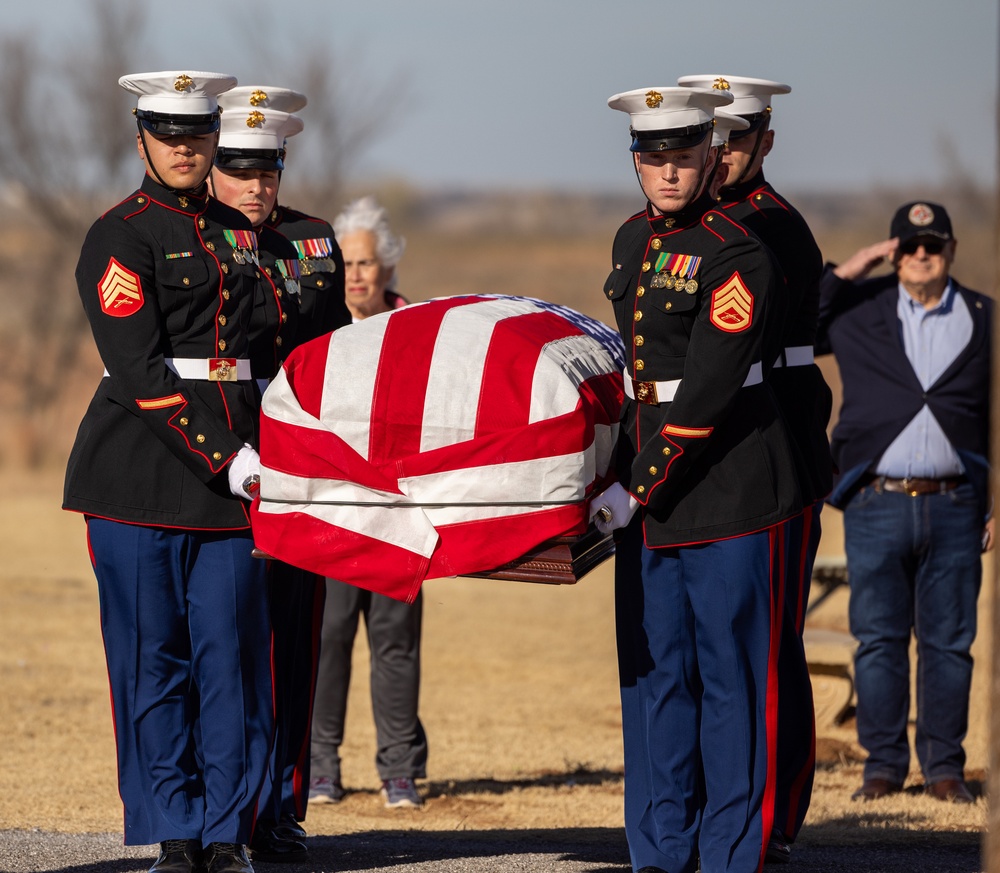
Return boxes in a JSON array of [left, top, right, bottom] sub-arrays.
[[889, 201, 953, 244]]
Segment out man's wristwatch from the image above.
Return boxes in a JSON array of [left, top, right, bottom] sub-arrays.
[[242, 474, 261, 498]]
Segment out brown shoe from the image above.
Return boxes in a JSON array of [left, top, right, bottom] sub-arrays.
[[851, 778, 903, 801], [924, 778, 974, 804]]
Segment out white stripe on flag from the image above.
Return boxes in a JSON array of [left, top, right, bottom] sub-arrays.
[[420, 298, 553, 452], [530, 334, 619, 423], [258, 467, 439, 558], [320, 318, 388, 456], [398, 449, 591, 526]]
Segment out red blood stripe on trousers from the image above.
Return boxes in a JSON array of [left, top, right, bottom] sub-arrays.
[[759, 522, 784, 873]]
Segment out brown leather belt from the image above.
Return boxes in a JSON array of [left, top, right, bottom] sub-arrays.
[[866, 475, 967, 496]]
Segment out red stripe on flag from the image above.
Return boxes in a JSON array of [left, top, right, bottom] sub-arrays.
[[250, 505, 427, 603], [282, 332, 334, 420], [475, 311, 586, 435]]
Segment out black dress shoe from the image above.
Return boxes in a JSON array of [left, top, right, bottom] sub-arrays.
[[851, 777, 903, 800], [149, 840, 202, 873], [765, 829, 791, 864], [270, 813, 307, 841], [925, 777, 975, 804], [204, 843, 254, 873], [249, 827, 309, 863]]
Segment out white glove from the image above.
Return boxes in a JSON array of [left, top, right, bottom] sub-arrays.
[[589, 482, 640, 534], [228, 444, 261, 500]]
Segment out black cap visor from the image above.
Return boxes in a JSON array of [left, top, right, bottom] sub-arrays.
[[214, 147, 285, 171], [137, 110, 221, 136], [630, 120, 712, 153], [727, 112, 769, 140]]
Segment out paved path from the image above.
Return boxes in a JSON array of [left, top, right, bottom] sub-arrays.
[[0, 829, 984, 873]]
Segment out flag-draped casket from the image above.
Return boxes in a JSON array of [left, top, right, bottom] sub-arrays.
[[251, 295, 625, 603]]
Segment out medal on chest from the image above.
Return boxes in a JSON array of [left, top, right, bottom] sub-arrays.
[[292, 237, 337, 276], [275, 258, 302, 298], [649, 251, 702, 294], [223, 228, 260, 266]]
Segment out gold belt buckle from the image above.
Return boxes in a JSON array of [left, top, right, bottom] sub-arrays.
[[209, 358, 238, 382], [633, 379, 659, 405], [902, 477, 919, 497]]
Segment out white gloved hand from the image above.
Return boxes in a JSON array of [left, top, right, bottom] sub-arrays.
[[228, 444, 261, 500], [589, 482, 640, 534]]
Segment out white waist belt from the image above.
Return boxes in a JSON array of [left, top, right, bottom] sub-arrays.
[[773, 345, 814, 368], [624, 361, 762, 404], [103, 357, 253, 382]]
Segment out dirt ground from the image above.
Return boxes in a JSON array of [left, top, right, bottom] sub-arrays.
[[0, 469, 989, 863]]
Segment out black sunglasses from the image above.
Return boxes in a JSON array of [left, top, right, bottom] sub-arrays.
[[899, 238, 947, 256]]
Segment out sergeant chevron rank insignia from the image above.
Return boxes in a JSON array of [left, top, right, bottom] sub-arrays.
[[99, 258, 144, 317], [709, 272, 753, 332]]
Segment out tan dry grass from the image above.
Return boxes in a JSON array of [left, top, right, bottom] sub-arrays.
[[0, 469, 988, 845]]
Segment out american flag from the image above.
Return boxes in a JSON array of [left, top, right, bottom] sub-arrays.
[[251, 295, 625, 603]]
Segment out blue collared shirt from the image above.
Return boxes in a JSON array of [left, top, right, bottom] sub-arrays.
[[874, 279, 971, 479]]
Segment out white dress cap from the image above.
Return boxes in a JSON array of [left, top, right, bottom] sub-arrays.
[[677, 75, 791, 118], [218, 86, 308, 113], [118, 70, 238, 115], [712, 111, 750, 147], [608, 85, 733, 132], [218, 107, 304, 152]]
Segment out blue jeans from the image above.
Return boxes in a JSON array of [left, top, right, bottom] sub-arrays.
[[843, 481, 982, 784]]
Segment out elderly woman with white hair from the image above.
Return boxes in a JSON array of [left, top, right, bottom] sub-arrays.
[[334, 195, 409, 321], [309, 197, 427, 810]]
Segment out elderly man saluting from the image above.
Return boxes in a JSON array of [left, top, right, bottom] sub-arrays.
[[816, 201, 992, 805]]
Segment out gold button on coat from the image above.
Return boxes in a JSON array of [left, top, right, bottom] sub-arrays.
[[637, 485, 646, 494], [649, 466, 658, 475], [213, 452, 222, 460], [637, 286, 645, 297], [206, 242, 215, 251], [634, 311, 642, 321], [635, 336, 644, 346], [218, 340, 227, 351], [182, 277, 190, 286], [641, 261, 651, 272], [219, 315, 226, 325], [223, 290, 231, 300], [179, 417, 189, 426], [221, 263, 229, 274], [316, 279, 325, 288], [196, 434, 205, 443], [650, 238, 662, 250], [665, 301, 673, 310], [662, 447, 671, 455], [276, 336, 283, 346], [634, 360, 645, 371], [198, 218, 206, 229]]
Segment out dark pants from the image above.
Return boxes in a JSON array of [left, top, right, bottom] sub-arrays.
[[256, 564, 325, 826], [87, 518, 272, 846], [771, 504, 821, 841], [616, 517, 782, 873], [310, 579, 427, 783], [844, 481, 982, 784]]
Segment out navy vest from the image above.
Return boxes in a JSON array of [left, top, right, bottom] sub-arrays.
[[815, 268, 991, 510]]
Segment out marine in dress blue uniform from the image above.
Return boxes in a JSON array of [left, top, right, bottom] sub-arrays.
[[681, 74, 829, 862], [211, 87, 350, 862], [63, 71, 273, 873], [591, 86, 801, 873]]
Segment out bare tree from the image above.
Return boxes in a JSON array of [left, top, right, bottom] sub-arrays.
[[0, 0, 398, 466]]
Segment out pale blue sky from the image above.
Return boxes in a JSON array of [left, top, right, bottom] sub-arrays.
[[7, 0, 998, 193]]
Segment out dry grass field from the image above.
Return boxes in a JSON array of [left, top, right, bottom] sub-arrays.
[[0, 468, 989, 861]]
